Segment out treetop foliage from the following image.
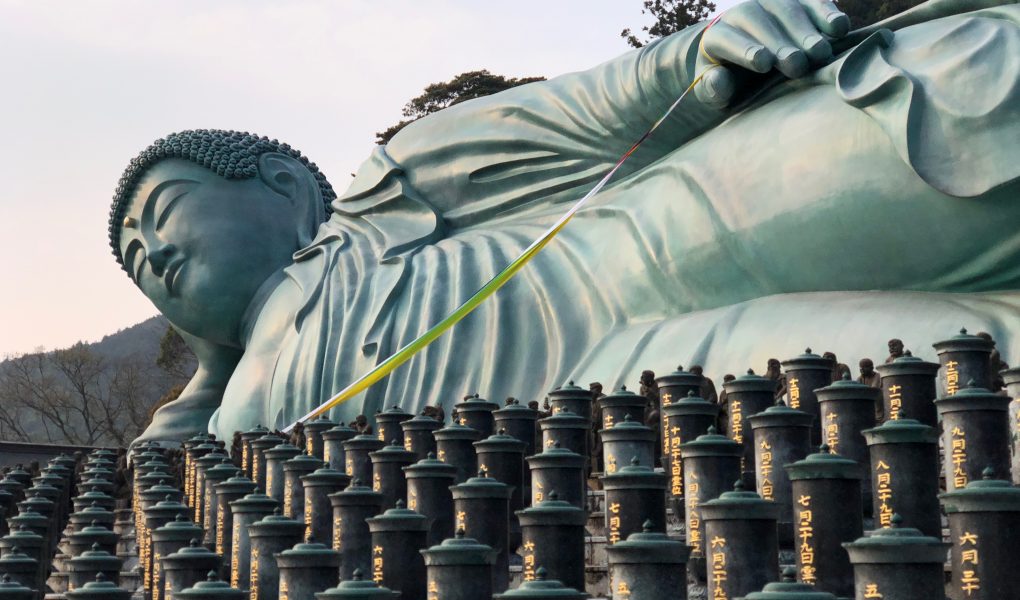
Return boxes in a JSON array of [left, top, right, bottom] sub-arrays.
[[620, 0, 717, 48]]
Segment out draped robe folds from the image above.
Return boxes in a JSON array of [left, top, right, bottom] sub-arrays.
[[207, 2, 1020, 438]]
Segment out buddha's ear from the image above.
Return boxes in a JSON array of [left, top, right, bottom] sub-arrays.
[[256, 152, 325, 247]]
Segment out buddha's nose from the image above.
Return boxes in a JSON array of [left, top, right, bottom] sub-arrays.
[[147, 243, 177, 277]]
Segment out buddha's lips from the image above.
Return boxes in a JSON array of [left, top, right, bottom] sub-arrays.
[[164, 256, 186, 295]]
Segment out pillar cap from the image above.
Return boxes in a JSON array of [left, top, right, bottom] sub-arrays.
[[303, 416, 339, 434], [843, 515, 948, 564], [420, 530, 497, 566], [935, 384, 1010, 412], [723, 369, 779, 394], [315, 569, 400, 599], [932, 327, 994, 354], [678, 427, 742, 458], [940, 468, 1020, 513], [454, 394, 500, 412], [536, 410, 588, 428], [597, 387, 646, 409], [264, 443, 302, 461], [248, 509, 304, 537], [366, 500, 429, 532], [598, 415, 656, 440], [368, 442, 416, 464], [301, 467, 352, 488], [746, 401, 813, 429], [342, 435, 386, 451], [861, 418, 937, 445], [321, 424, 358, 442], [328, 480, 385, 507], [525, 445, 586, 468], [450, 469, 513, 500], [785, 445, 862, 481], [493, 400, 540, 421], [815, 374, 881, 402], [282, 453, 324, 473], [741, 567, 837, 599], [492, 566, 588, 598], [604, 520, 691, 565], [600, 457, 667, 490], [700, 481, 779, 521], [402, 454, 457, 479], [174, 572, 246, 600], [875, 351, 939, 377], [375, 405, 413, 420], [655, 366, 702, 389], [276, 536, 341, 567], [515, 493, 587, 526], [780, 348, 833, 371], [227, 492, 278, 514], [433, 422, 483, 442], [65, 573, 132, 600], [474, 431, 527, 454], [662, 391, 719, 418], [400, 413, 443, 432]]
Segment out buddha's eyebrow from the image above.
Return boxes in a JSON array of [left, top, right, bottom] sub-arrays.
[[144, 179, 200, 230]]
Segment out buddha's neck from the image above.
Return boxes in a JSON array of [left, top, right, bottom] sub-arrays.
[[237, 268, 289, 349]]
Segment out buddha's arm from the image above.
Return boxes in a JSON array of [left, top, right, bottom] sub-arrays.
[[381, 0, 850, 225], [135, 329, 242, 444]]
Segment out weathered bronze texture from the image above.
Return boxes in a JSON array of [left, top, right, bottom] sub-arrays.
[[601, 457, 666, 546], [598, 386, 646, 431], [605, 520, 689, 600], [493, 566, 588, 599], [421, 531, 496, 600], [538, 410, 589, 458], [366, 501, 429, 600], [660, 391, 718, 526], [64, 573, 131, 600], [314, 569, 400, 600], [679, 427, 742, 580], [213, 475, 256, 559], [516, 493, 587, 592], [1002, 366, 1020, 485], [785, 447, 863, 598], [455, 395, 501, 440], [249, 434, 284, 492], [434, 422, 481, 484], [875, 351, 939, 426], [174, 572, 245, 600], [0, 527, 46, 596], [747, 402, 812, 546], [162, 540, 223, 600], [343, 435, 386, 488], [843, 515, 949, 600], [601, 414, 657, 477], [202, 459, 241, 549], [526, 444, 586, 510], [369, 443, 416, 510], [814, 375, 877, 514], [301, 467, 351, 548], [450, 470, 513, 592], [493, 400, 540, 459], [281, 453, 323, 521], [329, 480, 385, 581], [934, 384, 1012, 491], [780, 349, 833, 446], [227, 492, 278, 591], [401, 414, 442, 463], [940, 470, 1020, 600], [656, 366, 703, 469], [375, 406, 414, 448], [264, 443, 302, 505], [740, 566, 837, 600], [247, 510, 304, 600], [475, 431, 527, 551], [933, 328, 994, 394], [403, 454, 457, 546], [302, 416, 338, 460], [0, 573, 34, 600], [547, 383, 594, 424], [862, 418, 942, 537], [0, 547, 39, 592], [321, 424, 357, 474], [701, 482, 780, 600], [275, 539, 341, 600], [722, 370, 778, 488], [68, 522, 118, 560], [66, 544, 122, 591]]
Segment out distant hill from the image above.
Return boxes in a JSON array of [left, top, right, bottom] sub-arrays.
[[0, 315, 195, 446]]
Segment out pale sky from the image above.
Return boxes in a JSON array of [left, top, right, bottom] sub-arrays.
[[0, 0, 739, 356]]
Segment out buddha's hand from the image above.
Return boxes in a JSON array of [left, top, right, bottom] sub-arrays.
[[695, 0, 851, 107]]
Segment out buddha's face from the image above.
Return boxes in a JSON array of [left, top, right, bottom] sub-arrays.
[[119, 158, 306, 346]]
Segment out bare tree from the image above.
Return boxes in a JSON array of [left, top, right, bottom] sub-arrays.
[[0, 344, 160, 445]]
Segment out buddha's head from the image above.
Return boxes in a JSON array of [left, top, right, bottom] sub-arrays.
[[109, 130, 336, 347]]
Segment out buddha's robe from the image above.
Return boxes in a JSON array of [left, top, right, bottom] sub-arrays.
[[207, 1, 1020, 438]]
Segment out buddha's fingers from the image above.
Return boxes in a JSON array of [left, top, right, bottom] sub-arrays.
[[797, 0, 851, 38], [725, 1, 809, 78], [760, 0, 834, 63]]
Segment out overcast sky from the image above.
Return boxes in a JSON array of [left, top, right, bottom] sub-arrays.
[[0, 0, 739, 356]]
